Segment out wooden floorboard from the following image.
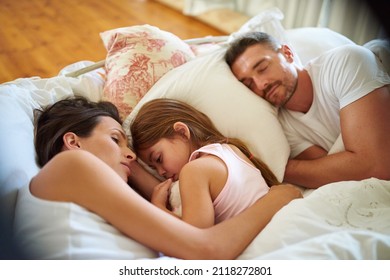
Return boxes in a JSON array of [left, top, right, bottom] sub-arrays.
[[0, 0, 225, 83]]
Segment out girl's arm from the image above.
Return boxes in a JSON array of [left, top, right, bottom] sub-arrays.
[[150, 156, 226, 227], [178, 156, 226, 228], [30, 150, 302, 259]]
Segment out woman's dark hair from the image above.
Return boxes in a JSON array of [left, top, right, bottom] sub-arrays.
[[225, 31, 281, 67], [34, 96, 121, 167]]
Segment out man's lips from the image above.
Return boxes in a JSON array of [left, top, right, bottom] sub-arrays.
[[266, 83, 279, 101]]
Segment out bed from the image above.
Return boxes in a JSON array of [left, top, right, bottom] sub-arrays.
[[1, 8, 389, 260]]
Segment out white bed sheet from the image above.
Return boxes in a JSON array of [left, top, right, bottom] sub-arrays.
[[239, 178, 390, 260]]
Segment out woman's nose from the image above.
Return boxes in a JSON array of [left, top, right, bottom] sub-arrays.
[[125, 148, 137, 161]]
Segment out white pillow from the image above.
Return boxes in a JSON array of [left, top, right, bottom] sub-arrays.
[[228, 7, 287, 44], [228, 7, 302, 66], [286, 27, 355, 65], [0, 86, 40, 230], [363, 39, 390, 74], [0, 64, 105, 230], [228, 7, 355, 67], [125, 47, 290, 181]]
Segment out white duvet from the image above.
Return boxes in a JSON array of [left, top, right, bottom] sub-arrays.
[[239, 178, 390, 260]]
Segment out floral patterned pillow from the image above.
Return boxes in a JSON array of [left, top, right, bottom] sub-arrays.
[[100, 25, 195, 120]]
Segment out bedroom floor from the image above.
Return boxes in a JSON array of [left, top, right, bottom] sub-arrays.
[[0, 0, 227, 84]]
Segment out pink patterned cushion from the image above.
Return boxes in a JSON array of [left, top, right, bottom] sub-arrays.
[[100, 25, 195, 119]]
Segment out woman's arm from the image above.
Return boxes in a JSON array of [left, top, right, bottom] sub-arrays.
[[31, 150, 302, 259]]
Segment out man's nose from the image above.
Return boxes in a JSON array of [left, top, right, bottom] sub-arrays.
[[253, 76, 269, 91]]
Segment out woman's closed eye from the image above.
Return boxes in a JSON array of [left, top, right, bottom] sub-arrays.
[[111, 136, 119, 144]]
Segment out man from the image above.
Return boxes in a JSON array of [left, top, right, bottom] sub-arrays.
[[225, 32, 390, 188]]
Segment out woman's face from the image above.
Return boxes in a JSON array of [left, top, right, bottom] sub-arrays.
[[78, 116, 136, 182], [138, 136, 191, 181]]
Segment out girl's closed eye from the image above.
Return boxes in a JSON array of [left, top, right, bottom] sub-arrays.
[[148, 157, 161, 171]]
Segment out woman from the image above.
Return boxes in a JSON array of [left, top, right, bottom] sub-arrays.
[[15, 96, 301, 260]]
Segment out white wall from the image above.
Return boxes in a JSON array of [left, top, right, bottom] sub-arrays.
[[184, 0, 385, 45]]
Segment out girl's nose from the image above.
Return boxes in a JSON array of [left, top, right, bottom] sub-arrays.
[[156, 166, 166, 178]]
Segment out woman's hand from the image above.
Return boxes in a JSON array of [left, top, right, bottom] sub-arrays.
[[269, 183, 303, 202]]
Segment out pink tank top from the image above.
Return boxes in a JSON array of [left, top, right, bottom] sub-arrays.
[[189, 143, 269, 223]]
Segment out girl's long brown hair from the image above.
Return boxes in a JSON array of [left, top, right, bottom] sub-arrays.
[[130, 98, 280, 186]]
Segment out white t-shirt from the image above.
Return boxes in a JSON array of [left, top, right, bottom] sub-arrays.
[[279, 45, 390, 158]]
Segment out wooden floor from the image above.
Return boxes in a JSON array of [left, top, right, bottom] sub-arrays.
[[0, 0, 225, 84]]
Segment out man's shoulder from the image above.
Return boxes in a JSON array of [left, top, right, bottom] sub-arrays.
[[306, 44, 373, 73], [323, 44, 371, 60]]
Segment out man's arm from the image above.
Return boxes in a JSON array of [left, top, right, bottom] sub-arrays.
[[284, 86, 390, 188], [294, 145, 328, 160]]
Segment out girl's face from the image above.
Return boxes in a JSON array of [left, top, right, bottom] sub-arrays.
[[138, 135, 192, 181], [77, 116, 136, 182]]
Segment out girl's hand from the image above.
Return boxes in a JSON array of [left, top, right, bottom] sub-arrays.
[[151, 179, 172, 210]]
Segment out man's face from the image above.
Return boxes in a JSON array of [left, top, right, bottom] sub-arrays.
[[231, 44, 298, 108]]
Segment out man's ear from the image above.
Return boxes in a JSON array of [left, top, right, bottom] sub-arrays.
[[63, 132, 81, 150], [173, 122, 191, 140], [281, 44, 294, 62]]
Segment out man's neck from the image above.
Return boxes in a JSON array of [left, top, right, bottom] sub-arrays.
[[284, 69, 313, 113]]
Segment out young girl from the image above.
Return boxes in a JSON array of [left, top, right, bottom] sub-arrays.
[[130, 98, 284, 228], [15, 96, 301, 260]]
